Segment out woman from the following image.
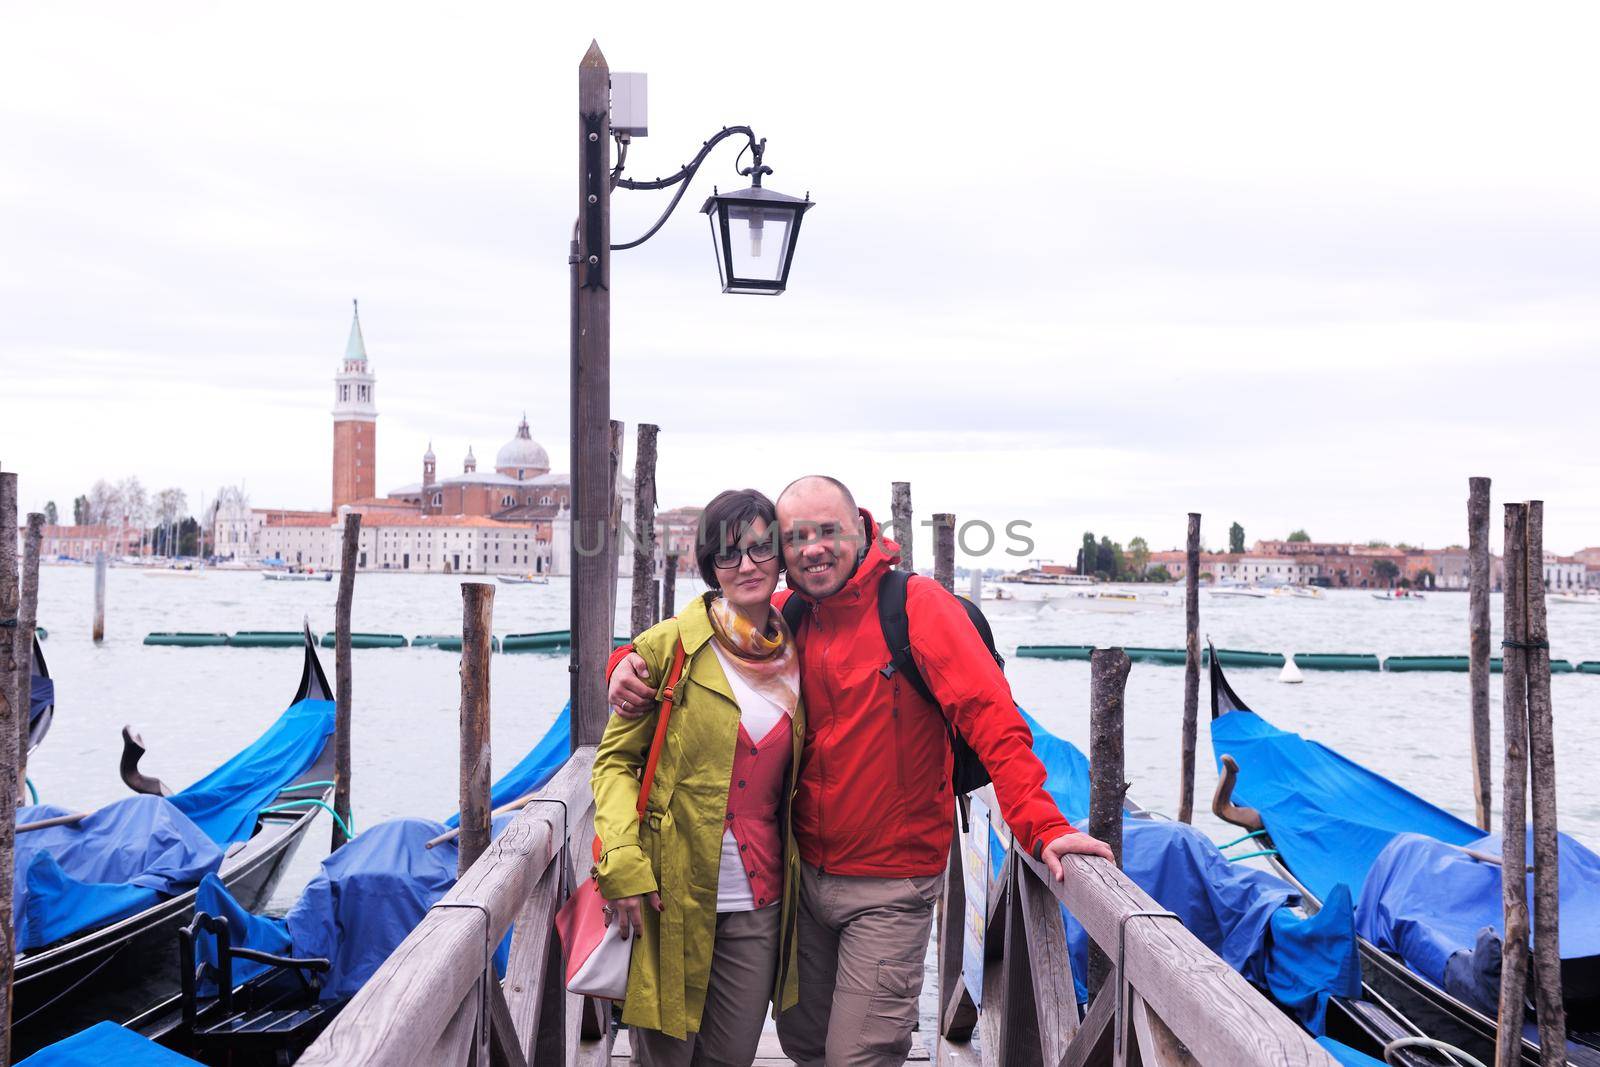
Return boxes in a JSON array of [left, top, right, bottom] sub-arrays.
[[591, 489, 802, 1066]]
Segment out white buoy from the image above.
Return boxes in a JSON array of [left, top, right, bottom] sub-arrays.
[[1279, 652, 1304, 684]]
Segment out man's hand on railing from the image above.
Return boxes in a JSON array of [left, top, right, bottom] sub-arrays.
[[606, 891, 663, 939], [609, 653, 657, 720], [1040, 830, 1115, 880]]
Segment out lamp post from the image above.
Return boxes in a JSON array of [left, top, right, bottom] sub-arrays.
[[569, 42, 813, 750]]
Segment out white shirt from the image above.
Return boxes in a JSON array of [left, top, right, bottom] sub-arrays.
[[709, 642, 794, 911]]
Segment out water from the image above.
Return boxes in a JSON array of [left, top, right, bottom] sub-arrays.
[[24, 567, 1600, 921]]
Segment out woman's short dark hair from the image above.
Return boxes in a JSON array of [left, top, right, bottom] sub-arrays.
[[695, 489, 779, 588]]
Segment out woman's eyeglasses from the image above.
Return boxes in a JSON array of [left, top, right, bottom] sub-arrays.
[[713, 541, 779, 570]]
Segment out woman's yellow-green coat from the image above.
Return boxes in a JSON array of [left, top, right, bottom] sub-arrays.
[[591, 592, 803, 1040]]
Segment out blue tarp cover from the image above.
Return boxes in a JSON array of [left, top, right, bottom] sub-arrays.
[[445, 702, 572, 828], [171, 698, 336, 844], [1209, 708, 1481, 903], [1357, 829, 1600, 989], [1021, 709, 1360, 1032], [16, 1021, 203, 1066], [13, 697, 333, 951], [13, 798, 222, 952], [1316, 1036, 1387, 1067]]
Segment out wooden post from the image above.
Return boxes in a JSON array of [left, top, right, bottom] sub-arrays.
[[933, 513, 955, 593], [1522, 501, 1566, 1062], [93, 550, 107, 643], [0, 471, 17, 1060], [332, 513, 360, 850], [1468, 476, 1493, 830], [661, 555, 677, 620], [15, 514, 43, 796], [459, 582, 495, 873], [1495, 502, 1530, 1067], [569, 40, 613, 753], [891, 481, 913, 572], [629, 423, 658, 638], [1086, 646, 1130, 999], [1179, 512, 1200, 824]]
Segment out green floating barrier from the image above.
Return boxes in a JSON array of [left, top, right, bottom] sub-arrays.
[[228, 631, 306, 648], [501, 631, 631, 654], [1123, 647, 1188, 666], [1206, 649, 1286, 668], [1385, 656, 1508, 673], [36, 627, 48, 640], [413, 634, 502, 653], [1580, 661, 1600, 675], [1016, 645, 1094, 660], [1292, 653, 1381, 672], [1551, 660, 1575, 674], [319, 632, 408, 649], [144, 632, 230, 647]]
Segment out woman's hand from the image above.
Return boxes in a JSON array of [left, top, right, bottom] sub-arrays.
[[605, 891, 663, 939], [609, 653, 657, 720]]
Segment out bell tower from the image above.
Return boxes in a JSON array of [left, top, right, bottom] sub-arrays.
[[332, 300, 378, 512]]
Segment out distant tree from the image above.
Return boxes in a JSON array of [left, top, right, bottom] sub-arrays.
[[1097, 536, 1122, 581], [44, 500, 58, 525], [178, 516, 201, 556], [1080, 531, 1097, 576], [1199, 571, 1214, 582], [88, 479, 121, 525], [1372, 558, 1400, 586], [1146, 564, 1173, 583], [73, 495, 90, 524], [1366, 540, 1391, 549], [1415, 567, 1436, 590], [1128, 536, 1151, 576], [1287, 529, 1311, 542], [1228, 522, 1245, 554]]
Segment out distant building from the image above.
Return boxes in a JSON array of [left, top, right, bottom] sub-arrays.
[[32, 524, 140, 561], [331, 303, 378, 513], [255, 508, 548, 575], [1544, 553, 1585, 591], [1236, 555, 1318, 584]]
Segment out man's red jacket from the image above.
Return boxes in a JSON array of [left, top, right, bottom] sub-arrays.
[[610, 510, 1075, 878]]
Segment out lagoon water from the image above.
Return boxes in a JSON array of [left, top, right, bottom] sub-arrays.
[[24, 565, 1600, 917]]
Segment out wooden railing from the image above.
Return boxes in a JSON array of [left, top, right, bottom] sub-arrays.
[[300, 748, 612, 1067], [932, 793, 1338, 1067]]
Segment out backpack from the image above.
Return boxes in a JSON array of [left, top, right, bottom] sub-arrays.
[[780, 569, 1003, 803]]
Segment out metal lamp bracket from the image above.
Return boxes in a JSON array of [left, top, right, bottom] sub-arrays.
[[582, 111, 609, 290]]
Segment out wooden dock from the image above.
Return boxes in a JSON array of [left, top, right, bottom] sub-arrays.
[[298, 746, 1338, 1067]]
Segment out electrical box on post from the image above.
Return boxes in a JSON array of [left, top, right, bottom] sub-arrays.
[[610, 72, 648, 137]]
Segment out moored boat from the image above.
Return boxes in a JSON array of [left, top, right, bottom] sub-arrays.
[[495, 572, 550, 585], [262, 570, 333, 582]]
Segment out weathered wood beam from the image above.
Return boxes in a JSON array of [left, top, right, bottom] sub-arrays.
[[459, 582, 495, 873], [501, 857, 567, 1056], [1467, 476, 1492, 830], [1015, 852, 1078, 1064], [892, 481, 914, 572], [629, 423, 658, 638], [936, 821, 978, 1043], [1179, 512, 1200, 824], [1061, 985, 1116, 1067], [1130, 991, 1200, 1067], [1087, 647, 1130, 997], [487, 977, 529, 1067], [15, 513, 41, 796], [333, 511, 360, 849], [933, 512, 955, 593], [0, 471, 17, 1063], [1495, 502, 1530, 1067]]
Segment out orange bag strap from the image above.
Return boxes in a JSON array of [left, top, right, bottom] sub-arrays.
[[636, 639, 688, 822]]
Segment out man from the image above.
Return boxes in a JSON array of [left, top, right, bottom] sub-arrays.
[[609, 476, 1111, 1066]]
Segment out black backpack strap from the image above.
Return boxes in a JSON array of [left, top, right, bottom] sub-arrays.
[[876, 570, 937, 706], [780, 592, 809, 643]]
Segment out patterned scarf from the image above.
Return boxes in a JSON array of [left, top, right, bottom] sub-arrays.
[[707, 596, 800, 717]]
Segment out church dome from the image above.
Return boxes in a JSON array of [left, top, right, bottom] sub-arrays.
[[496, 416, 550, 477]]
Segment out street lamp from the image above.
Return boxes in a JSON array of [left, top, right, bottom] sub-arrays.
[[569, 43, 814, 752]]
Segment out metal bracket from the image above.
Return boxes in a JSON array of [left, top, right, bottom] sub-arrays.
[[581, 111, 608, 291], [521, 797, 573, 898], [1114, 909, 1183, 1066], [433, 900, 494, 1051]]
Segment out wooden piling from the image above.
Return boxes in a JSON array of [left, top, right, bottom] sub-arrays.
[[1179, 512, 1200, 824], [1522, 501, 1566, 1062], [629, 423, 658, 638], [568, 40, 613, 752], [0, 471, 17, 1061], [1468, 476, 1493, 830], [1495, 502, 1530, 1067], [661, 555, 677, 621], [891, 481, 913, 572], [1086, 646, 1131, 999], [459, 582, 495, 873], [332, 513, 360, 850], [93, 550, 107, 643], [933, 513, 955, 594], [15, 514, 42, 796]]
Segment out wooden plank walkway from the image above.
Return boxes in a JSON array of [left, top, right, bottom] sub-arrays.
[[609, 1030, 934, 1064]]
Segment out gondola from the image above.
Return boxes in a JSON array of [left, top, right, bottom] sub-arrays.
[[116, 703, 575, 1066], [28, 632, 55, 755], [11, 625, 337, 1059], [1208, 645, 1600, 1067]]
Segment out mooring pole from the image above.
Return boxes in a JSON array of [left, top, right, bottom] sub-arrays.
[[1086, 646, 1131, 1000], [332, 512, 360, 850], [630, 422, 659, 638], [15, 514, 42, 798], [661, 554, 678, 620], [93, 549, 107, 643], [1522, 501, 1566, 1063], [891, 481, 913, 572], [1468, 476, 1493, 830], [459, 582, 495, 873], [570, 40, 613, 753], [1495, 502, 1531, 1067], [1179, 512, 1201, 824], [933, 513, 955, 594], [0, 471, 18, 1061]]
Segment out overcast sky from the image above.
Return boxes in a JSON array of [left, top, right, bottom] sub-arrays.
[[4, 3, 1599, 561]]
